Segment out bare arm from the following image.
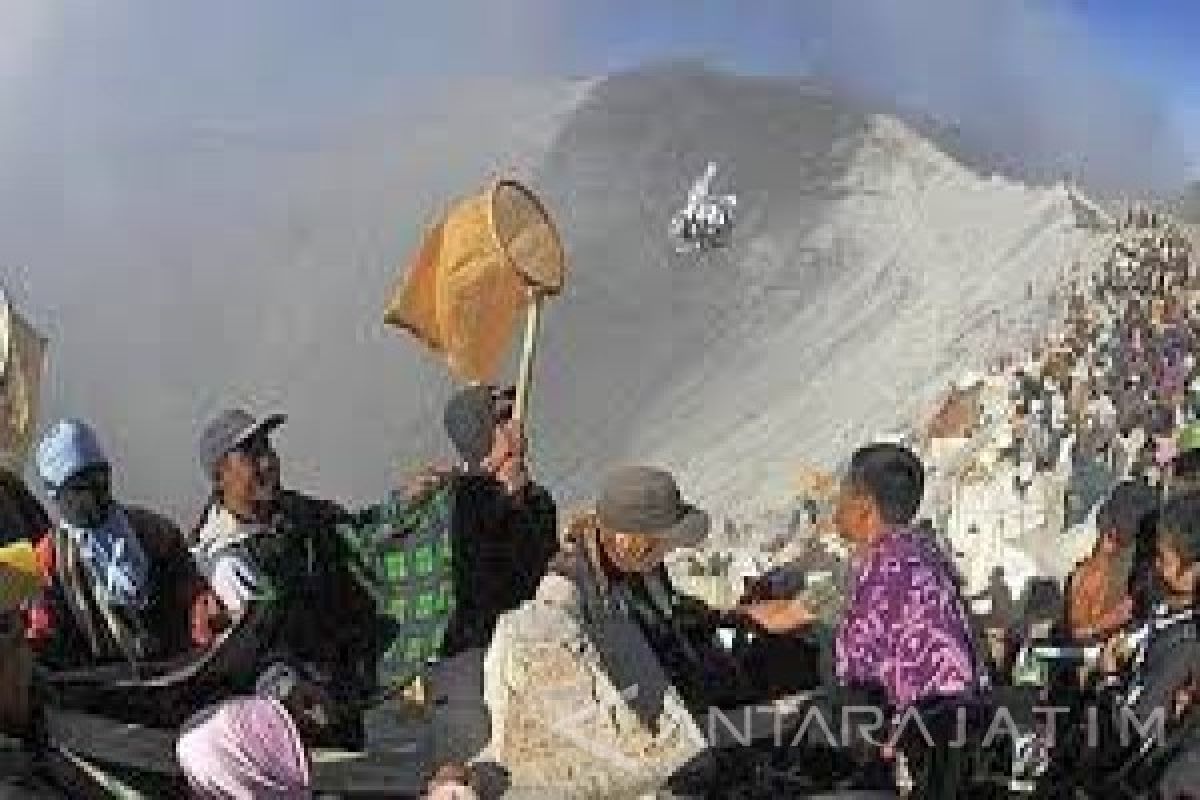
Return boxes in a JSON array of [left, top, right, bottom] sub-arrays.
[[735, 597, 818, 634]]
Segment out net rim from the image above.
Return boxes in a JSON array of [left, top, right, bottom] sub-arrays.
[[486, 178, 566, 295]]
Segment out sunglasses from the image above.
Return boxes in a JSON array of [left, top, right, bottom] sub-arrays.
[[54, 466, 111, 497], [234, 433, 275, 460]]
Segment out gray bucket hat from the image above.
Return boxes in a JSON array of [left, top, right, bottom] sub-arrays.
[[596, 466, 709, 547]]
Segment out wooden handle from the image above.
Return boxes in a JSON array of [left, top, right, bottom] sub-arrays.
[[514, 291, 543, 423]]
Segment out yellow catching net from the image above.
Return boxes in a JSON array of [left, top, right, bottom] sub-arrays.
[[385, 180, 565, 384]]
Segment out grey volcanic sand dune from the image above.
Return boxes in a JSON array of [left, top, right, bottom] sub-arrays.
[[531, 65, 1110, 518], [529, 66, 873, 506], [18, 64, 1109, 524]]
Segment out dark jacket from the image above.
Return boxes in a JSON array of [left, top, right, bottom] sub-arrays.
[[236, 491, 378, 731], [0, 471, 49, 545], [29, 506, 198, 669], [440, 474, 557, 657], [1093, 604, 1200, 793], [1122, 605, 1199, 728], [553, 515, 744, 717]]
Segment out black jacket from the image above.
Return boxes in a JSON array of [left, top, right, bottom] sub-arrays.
[[198, 490, 378, 747], [1122, 605, 1199, 728], [34, 506, 197, 669], [440, 474, 557, 656], [245, 491, 377, 682]]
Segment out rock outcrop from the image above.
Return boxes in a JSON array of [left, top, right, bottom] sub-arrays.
[[480, 574, 705, 798]]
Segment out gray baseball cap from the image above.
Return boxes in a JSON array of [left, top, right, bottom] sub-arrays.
[[443, 384, 516, 466], [197, 409, 286, 477]]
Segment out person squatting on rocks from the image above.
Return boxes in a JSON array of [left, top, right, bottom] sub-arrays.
[[396, 385, 558, 774], [548, 465, 732, 714]]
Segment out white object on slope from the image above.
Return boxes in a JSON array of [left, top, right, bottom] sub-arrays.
[[669, 161, 738, 253]]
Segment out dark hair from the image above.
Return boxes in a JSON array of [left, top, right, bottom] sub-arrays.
[[846, 443, 925, 526], [1159, 492, 1200, 567], [1157, 493, 1200, 639], [1097, 480, 1157, 547], [1173, 448, 1200, 481]]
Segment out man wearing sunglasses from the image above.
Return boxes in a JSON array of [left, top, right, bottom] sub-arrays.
[[27, 419, 197, 668]]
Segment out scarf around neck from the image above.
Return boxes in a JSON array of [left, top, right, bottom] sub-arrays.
[[194, 504, 270, 557], [62, 506, 150, 611]]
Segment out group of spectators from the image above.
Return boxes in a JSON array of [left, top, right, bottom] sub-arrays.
[[0, 212, 1196, 798], [0, 384, 557, 798]]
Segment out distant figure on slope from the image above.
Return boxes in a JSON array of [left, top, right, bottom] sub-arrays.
[[669, 161, 737, 253]]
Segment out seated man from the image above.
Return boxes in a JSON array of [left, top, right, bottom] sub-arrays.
[[27, 420, 197, 667], [745, 443, 982, 710], [190, 408, 381, 748], [742, 444, 985, 794], [550, 466, 740, 713], [1066, 480, 1156, 642]]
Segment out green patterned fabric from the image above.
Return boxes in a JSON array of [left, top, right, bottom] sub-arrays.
[[339, 484, 455, 692]]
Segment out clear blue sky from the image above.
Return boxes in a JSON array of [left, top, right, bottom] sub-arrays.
[[1072, 0, 1200, 174]]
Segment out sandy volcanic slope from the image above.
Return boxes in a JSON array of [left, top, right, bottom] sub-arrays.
[[530, 65, 1112, 520]]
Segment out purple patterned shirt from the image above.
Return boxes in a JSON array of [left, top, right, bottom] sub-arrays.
[[834, 526, 979, 710]]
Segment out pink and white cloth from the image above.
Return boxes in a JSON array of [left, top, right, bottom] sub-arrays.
[[177, 694, 311, 799]]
